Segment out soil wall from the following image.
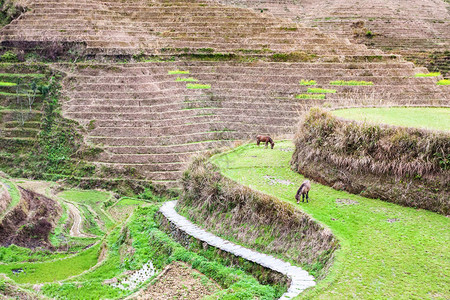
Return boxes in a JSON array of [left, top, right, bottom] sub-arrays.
[[0, 186, 61, 248]]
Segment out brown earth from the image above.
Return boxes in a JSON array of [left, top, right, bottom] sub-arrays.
[[212, 0, 450, 75], [0, 275, 40, 300], [132, 261, 220, 300], [0, 186, 61, 249]]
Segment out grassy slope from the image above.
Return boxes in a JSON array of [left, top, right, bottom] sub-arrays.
[[0, 244, 100, 284], [57, 190, 115, 230], [331, 107, 450, 132], [0, 178, 20, 219], [212, 141, 450, 299]]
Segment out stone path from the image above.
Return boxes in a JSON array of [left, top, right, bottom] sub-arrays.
[[160, 201, 316, 299]]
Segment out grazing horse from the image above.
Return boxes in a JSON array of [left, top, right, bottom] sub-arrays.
[[256, 135, 274, 149], [295, 180, 311, 203]]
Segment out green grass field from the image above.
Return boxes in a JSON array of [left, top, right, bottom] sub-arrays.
[[0, 244, 100, 284], [212, 142, 450, 299], [331, 107, 450, 131]]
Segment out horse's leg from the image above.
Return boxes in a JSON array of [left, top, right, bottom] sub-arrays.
[[306, 192, 309, 203], [302, 193, 304, 202], [265, 141, 268, 148]]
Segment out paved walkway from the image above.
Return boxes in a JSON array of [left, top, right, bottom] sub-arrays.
[[160, 201, 316, 299]]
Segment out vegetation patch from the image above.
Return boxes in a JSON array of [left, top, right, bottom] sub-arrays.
[[331, 107, 450, 132], [0, 81, 17, 87], [437, 79, 450, 85], [214, 141, 450, 299], [329, 80, 373, 86], [168, 70, 190, 75], [175, 77, 198, 82], [414, 72, 441, 77], [0, 243, 100, 284], [299, 79, 317, 86], [271, 51, 316, 62], [296, 94, 326, 99], [307, 88, 336, 93], [186, 83, 211, 89]]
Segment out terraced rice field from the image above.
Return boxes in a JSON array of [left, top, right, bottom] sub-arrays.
[[212, 141, 450, 299], [58, 60, 449, 186], [331, 107, 450, 132]]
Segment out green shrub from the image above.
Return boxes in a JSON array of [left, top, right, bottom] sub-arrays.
[[0, 51, 18, 63]]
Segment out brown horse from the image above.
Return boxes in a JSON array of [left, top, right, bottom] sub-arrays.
[[295, 180, 311, 203], [256, 135, 274, 149]]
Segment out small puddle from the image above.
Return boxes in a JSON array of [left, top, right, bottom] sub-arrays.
[[11, 268, 24, 275]]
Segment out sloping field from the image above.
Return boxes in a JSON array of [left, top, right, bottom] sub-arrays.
[[212, 141, 450, 299], [58, 61, 449, 186], [331, 106, 450, 131]]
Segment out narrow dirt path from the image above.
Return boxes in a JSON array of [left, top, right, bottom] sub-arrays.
[[65, 201, 93, 238]]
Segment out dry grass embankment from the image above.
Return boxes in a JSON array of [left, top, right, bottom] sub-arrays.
[[291, 108, 449, 214], [177, 154, 339, 278]]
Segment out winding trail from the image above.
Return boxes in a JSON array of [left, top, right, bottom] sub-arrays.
[[160, 200, 316, 299], [66, 201, 93, 238]]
